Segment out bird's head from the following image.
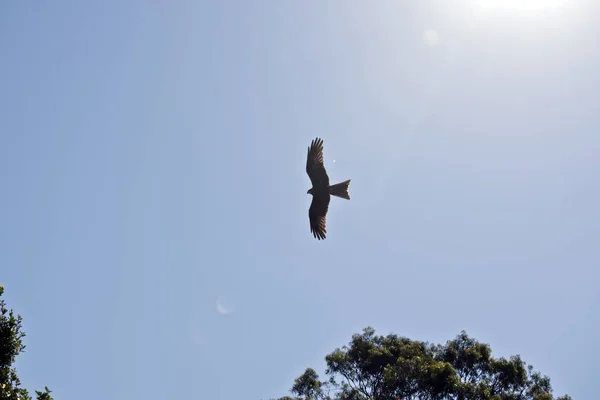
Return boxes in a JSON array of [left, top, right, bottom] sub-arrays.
[[307, 188, 313, 195]]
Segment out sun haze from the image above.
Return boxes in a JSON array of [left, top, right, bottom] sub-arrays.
[[472, 0, 570, 10]]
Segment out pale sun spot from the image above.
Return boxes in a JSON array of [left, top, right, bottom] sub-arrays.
[[216, 296, 234, 315], [422, 29, 440, 46]]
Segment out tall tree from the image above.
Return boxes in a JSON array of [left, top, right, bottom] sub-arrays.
[[0, 286, 53, 400], [275, 327, 570, 400]]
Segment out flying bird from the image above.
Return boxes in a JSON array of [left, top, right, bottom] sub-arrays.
[[306, 137, 351, 240]]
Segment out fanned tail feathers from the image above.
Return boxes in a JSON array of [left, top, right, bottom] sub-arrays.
[[329, 179, 351, 200]]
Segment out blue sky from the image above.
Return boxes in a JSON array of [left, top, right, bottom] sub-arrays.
[[1, 1, 598, 399]]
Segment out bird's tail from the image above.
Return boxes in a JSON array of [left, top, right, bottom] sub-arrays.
[[329, 179, 351, 199]]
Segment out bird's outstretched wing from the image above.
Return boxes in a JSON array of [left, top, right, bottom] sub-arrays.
[[309, 194, 330, 240], [306, 137, 329, 188]]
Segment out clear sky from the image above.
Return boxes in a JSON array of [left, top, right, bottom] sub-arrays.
[[1, 1, 598, 399]]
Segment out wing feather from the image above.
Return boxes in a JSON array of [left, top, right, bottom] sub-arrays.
[[309, 194, 330, 240], [306, 137, 329, 188]]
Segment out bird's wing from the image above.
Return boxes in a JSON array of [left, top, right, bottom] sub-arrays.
[[309, 194, 330, 240], [306, 137, 330, 188]]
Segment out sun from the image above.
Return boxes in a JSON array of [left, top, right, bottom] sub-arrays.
[[473, 0, 568, 10]]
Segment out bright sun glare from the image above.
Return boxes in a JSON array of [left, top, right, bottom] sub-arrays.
[[475, 0, 568, 10]]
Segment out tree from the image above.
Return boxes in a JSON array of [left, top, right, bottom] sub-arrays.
[[274, 327, 570, 400], [0, 286, 54, 400]]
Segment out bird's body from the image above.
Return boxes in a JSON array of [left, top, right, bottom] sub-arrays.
[[306, 137, 351, 240]]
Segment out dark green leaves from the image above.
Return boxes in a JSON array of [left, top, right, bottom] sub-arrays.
[[275, 326, 570, 400], [291, 368, 325, 400], [0, 286, 54, 400]]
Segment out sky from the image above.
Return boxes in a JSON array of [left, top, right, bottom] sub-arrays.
[[0, 1, 598, 399]]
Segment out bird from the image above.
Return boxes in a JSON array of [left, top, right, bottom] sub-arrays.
[[306, 137, 351, 240]]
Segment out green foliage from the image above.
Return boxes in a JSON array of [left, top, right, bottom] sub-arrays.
[[0, 286, 54, 400], [274, 327, 569, 400]]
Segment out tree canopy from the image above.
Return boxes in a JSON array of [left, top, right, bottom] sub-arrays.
[[0, 286, 53, 400], [275, 327, 570, 400]]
